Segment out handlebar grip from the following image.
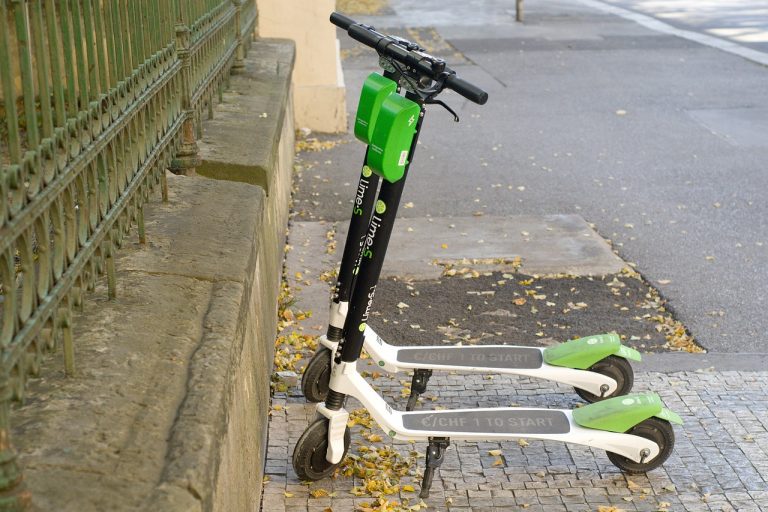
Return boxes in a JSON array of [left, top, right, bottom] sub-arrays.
[[330, 12, 356, 30], [445, 75, 488, 105], [348, 24, 384, 50]]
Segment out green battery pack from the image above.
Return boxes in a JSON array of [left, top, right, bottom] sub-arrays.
[[354, 73, 398, 145], [367, 94, 420, 183]]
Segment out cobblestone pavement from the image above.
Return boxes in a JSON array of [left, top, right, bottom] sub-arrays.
[[262, 366, 768, 511]]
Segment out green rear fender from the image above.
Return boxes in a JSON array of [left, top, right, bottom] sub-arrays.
[[573, 393, 683, 433], [543, 333, 641, 370]]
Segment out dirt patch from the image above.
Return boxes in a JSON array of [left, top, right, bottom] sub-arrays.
[[336, 0, 390, 15], [371, 270, 703, 353]]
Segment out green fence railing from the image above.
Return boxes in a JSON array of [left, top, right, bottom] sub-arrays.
[[0, 1, 257, 507]]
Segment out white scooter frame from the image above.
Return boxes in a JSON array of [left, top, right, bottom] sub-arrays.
[[317, 360, 661, 466], [314, 300, 637, 402]]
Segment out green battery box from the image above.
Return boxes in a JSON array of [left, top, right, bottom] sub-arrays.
[[367, 94, 420, 183], [354, 73, 398, 145]]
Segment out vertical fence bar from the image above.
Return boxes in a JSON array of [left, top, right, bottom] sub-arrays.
[[0, 1, 22, 165], [59, 1, 77, 119], [169, 0, 201, 175], [13, 1, 39, 149], [105, 240, 116, 300], [232, 0, 244, 69], [69, 0, 89, 110], [81, 0, 101, 104], [43, 0, 69, 173], [30, 2, 53, 142], [60, 301, 75, 375]]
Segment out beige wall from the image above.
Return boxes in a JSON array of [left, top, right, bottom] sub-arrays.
[[257, 0, 348, 133]]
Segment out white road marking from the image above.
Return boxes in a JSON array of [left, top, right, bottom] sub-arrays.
[[578, 0, 768, 66]]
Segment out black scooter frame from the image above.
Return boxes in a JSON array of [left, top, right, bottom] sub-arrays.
[[325, 88, 426, 410]]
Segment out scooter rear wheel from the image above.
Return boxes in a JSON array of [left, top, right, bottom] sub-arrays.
[[301, 347, 332, 402], [607, 417, 675, 473], [292, 418, 351, 481], [575, 355, 634, 403]]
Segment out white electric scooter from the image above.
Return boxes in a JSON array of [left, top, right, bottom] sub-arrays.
[[293, 13, 681, 499]]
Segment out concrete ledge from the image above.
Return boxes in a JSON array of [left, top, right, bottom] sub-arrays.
[[14, 177, 270, 511], [197, 37, 295, 319], [197, 38, 295, 195]]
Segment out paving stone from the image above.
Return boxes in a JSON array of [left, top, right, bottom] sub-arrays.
[[260, 366, 768, 511]]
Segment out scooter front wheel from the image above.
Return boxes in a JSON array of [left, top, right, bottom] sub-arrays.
[[575, 355, 634, 403], [292, 418, 351, 481], [607, 417, 675, 473], [301, 347, 332, 402]]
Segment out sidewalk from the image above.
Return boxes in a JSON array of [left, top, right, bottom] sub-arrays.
[[265, 370, 767, 511], [262, 220, 768, 511], [262, 1, 768, 510]]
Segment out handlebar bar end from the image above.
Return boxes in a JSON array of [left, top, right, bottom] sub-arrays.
[[330, 12, 355, 31]]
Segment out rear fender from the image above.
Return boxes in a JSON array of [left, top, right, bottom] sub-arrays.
[[543, 333, 641, 370], [573, 393, 683, 433]]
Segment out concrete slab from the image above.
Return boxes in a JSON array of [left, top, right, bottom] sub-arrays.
[[285, 220, 338, 334], [637, 352, 768, 373], [197, 39, 295, 192], [119, 175, 266, 283], [334, 214, 626, 279]]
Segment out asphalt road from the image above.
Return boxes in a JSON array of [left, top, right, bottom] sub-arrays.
[[296, 0, 768, 353]]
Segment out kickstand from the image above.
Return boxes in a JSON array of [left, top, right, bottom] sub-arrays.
[[406, 369, 433, 411], [420, 437, 450, 499]]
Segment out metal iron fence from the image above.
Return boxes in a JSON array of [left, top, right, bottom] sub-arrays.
[[0, 0, 257, 507]]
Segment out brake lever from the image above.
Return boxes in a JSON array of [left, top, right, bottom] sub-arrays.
[[425, 98, 460, 123]]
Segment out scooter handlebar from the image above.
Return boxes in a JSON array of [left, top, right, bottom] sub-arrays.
[[445, 75, 488, 105], [331, 12, 489, 106], [348, 23, 385, 50]]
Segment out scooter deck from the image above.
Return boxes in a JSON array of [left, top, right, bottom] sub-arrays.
[[402, 408, 570, 434], [396, 346, 543, 370]]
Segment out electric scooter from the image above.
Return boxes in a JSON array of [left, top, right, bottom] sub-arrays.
[[293, 13, 682, 498], [301, 29, 642, 412]]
